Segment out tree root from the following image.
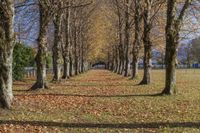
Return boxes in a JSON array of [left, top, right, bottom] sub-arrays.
[[62, 75, 70, 80], [0, 96, 12, 109], [139, 79, 150, 85], [29, 82, 49, 91]]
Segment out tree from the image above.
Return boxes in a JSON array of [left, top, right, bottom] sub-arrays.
[[110, 0, 125, 74], [140, 0, 153, 84], [190, 37, 200, 63], [140, 0, 164, 84], [66, 0, 96, 76], [123, 0, 130, 77], [30, 0, 60, 90], [131, 0, 143, 79], [52, 1, 64, 82], [0, 0, 15, 109], [162, 0, 192, 95], [13, 42, 35, 81], [62, 1, 71, 79], [30, 1, 50, 90]]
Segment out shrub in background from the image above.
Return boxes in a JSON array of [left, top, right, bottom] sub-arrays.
[[13, 42, 35, 80]]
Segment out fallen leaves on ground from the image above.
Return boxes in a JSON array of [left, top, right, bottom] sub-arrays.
[[0, 69, 200, 132]]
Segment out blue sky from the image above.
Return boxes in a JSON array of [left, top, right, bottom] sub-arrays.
[[14, 0, 200, 47], [15, 0, 39, 46]]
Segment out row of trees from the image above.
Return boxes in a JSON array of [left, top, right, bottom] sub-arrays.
[[30, 0, 95, 90], [105, 0, 198, 94], [0, 0, 199, 109], [0, 0, 95, 109]]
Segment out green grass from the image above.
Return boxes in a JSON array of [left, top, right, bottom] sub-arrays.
[[0, 69, 200, 132]]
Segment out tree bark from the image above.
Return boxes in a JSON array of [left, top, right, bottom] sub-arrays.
[[30, 4, 49, 90], [131, 58, 139, 79], [0, 50, 14, 109], [79, 30, 85, 73], [62, 2, 71, 79], [0, 1, 15, 109], [140, 0, 152, 85], [162, 0, 192, 95], [118, 40, 124, 75], [117, 48, 122, 74], [80, 37, 84, 73], [115, 0, 123, 75], [123, 0, 130, 77], [131, 0, 142, 79], [80, 54, 84, 73], [52, 10, 63, 82], [73, 14, 78, 76], [69, 52, 73, 77], [114, 46, 119, 73]]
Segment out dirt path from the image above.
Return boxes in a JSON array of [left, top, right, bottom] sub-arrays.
[[0, 70, 200, 132]]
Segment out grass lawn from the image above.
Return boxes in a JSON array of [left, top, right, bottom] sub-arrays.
[[0, 69, 200, 132]]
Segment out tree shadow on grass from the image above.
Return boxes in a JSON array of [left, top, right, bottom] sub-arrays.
[[14, 93, 162, 98], [56, 84, 138, 87], [13, 83, 142, 87], [0, 120, 199, 129], [13, 90, 29, 92]]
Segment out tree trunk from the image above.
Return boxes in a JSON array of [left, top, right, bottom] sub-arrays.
[[162, 0, 191, 95], [63, 58, 69, 79], [78, 32, 81, 74], [120, 60, 125, 75], [140, 46, 152, 84], [162, 37, 178, 94], [52, 12, 63, 82], [131, 0, 142, 79], [117, 48, 122, 74], [62, 2, 71, 79], [30, 4, 49, 90], [113, 46, 118, 72], [131, 58, 139, 79], [74, 26, 78, 75], [74, 55, 78, 75], [80, 40, 84, 73], [117, 59, 122, 74], [80, 55, 84, 73], [0, 1, 15, 109], [0, 51, 14, 109], [31, 48, 48, 90], [115, 0, 123, 75], [118, 37, 123, 74], [69, 52, 73, 77], [140, 0, 152, 85], [123, 0, 130, 77]]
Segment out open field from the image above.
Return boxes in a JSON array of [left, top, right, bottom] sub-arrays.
[[0, 69, 200, 132]]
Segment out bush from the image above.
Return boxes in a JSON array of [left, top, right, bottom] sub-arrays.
[[13, 42, 35, 81]]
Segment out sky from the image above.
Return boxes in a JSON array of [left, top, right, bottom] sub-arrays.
[[15, 0, 39, 47], [14, 0, 200, 47]]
